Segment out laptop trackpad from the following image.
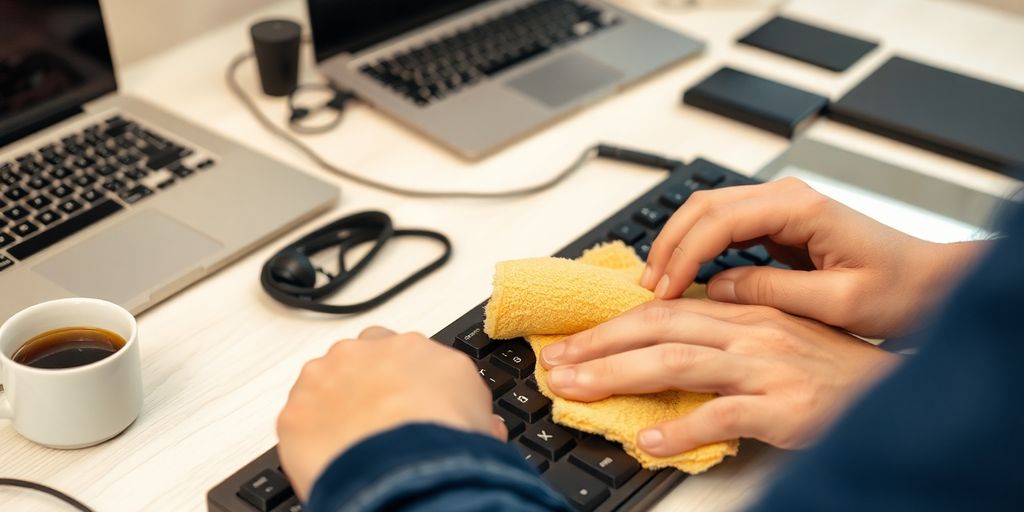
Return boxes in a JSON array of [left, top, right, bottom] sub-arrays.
[[35, 210, 223, 304], [507, 53, 623, 108]]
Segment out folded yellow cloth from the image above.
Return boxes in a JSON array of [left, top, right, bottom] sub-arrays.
[[484, 241, 739, 474]]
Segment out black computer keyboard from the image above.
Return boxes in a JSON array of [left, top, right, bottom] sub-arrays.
[[208, 159, 786, 512], [0, 115, 216, 272], [360, 0, 619, 106]]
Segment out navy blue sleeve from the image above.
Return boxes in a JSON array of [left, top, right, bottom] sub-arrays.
[[751, 204, 1024, 511], [307, 423, 571, 512]]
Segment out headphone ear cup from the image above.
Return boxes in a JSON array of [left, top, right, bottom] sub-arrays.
[[268, 249, 318, 288]]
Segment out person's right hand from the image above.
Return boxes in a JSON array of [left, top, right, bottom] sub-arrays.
[[641, 178, 985, 338]]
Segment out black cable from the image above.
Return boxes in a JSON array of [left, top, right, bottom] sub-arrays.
[[287, 83, 354, 135], [0, 478, 94, 512], [227, 50, 603, 199]]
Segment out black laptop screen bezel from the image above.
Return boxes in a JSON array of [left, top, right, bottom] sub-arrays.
[[306, 0, 491, 62], [0, 0, 117, 147]]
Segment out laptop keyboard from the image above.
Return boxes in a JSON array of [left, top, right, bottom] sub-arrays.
[[359, 0, 619, 106], [207, 159, 788, 512], [0, 115, 216, 271]]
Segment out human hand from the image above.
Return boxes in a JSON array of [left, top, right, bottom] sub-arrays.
[[540, 300, 899, 456], [277, 327, 505, 500], [641, 178, 984, 338]]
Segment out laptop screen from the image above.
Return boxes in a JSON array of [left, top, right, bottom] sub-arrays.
[[0, 0, 116, 147], [308, 0, 490, 61]]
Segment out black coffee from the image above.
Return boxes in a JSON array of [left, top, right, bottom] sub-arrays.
[[11, 326, 126, 369]]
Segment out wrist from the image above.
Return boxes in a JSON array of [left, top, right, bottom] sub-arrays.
[[903, 240, 989, 330]]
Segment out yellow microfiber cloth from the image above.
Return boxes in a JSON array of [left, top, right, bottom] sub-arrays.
[[484, 241, 739, 474]]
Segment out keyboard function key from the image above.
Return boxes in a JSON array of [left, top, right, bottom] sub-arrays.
[[498, 383, 550, 422], [237, 469, 293, 512], [569, 437, 641, 487], [542, 463, 610, 512], [455, 324, 497, 359], [522, 419, 576, 460]]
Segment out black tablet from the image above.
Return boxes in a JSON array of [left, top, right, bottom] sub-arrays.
[[738, 16, 878, 72]]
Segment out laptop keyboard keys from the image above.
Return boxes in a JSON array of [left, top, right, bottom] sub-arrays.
[[542, 463, 610, 512], [455, 324, 496, 359], [569, 437, 640, 487], [491, 338, 536, 378], [522, 419, 576, 460], [498, 383, 550, 422]]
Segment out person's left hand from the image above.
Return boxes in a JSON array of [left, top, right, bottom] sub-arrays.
[[539, 300, 899, 456], [277, 327, 506, 501]]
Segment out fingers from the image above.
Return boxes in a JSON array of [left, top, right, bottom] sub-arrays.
[[540, 302, 737, 368], [546, 344, 758, 401], [708, 266, 858, 327], [358, 326, 396, 340], [654, 193, 804, 299], [637, 396, 768, 457]]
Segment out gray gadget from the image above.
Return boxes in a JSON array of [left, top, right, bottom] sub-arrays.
[[0, 0, 338, 321], [308, 0, 704, 159]]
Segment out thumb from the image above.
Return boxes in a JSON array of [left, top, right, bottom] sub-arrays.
[[708, 266, 855, 326]]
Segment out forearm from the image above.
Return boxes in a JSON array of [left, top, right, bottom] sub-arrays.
[[307, 423, 570, 512]]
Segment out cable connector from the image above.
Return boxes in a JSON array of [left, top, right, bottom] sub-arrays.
[[596, 144, 685, 171]]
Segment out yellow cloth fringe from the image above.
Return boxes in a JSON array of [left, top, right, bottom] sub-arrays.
[[484, 241, 739, 473]]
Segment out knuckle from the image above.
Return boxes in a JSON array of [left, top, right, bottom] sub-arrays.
[[641, 303, 676, 326], [660, 344, 696, 373], [709, 400, 743, 431]]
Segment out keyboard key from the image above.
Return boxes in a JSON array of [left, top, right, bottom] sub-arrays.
[[542, 463, 610, 512], [494, 407, 526, 438], [0, 255, 12, 272], [693, 166, 725, 187], [695, 261, 726, 284], [715, 248, 757, 270], [26, 176, 50, 190], [5, 186, 28, 201], [13, 221, 38, 238], [9, 199, 122, 261], [491, 338, 536, 378], [522, 419, 576, 460], [26, 195, 52, 210], [278, 496, 304, 512], [569, 437, 641, 487], [0, 232, 14, 249], [119, 185, 153, 204], [145, 145, 184, 169], [59, 199, 83, 214], [659, 187, 691, 209], [102, 179, 126, 192], [514, 442, 550, 473], [498, 383, 550, 422], [633, 238, 652, 261], [35, 210, 61, 226], [608, 222, 645, 245], [0, 171, 18, 186], [4, 205, 29, 221], [73, 174, 97, 187], [49, 185, 74, 198], [455, 324, 497, 359], [237, 469, 293, 512], [81, 188, 106, 203], [197, 158, 215, 169], [477, 360, 515, 398], [169, 163, 194, 178], [740, 245, 772, 265], [633, 206, 668, 228]]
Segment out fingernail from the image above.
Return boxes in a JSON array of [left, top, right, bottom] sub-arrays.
[[641, 266, 653, 288], [548, 367, 576, 387], [638, 429, 664, 450], [654, 274, 671, 298], [542, 343, 566, 365], [709, 279, 736, 301]]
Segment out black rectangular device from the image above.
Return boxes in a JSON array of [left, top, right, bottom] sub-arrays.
[[683, 67, 828, 138], [207, 159, 789, 512], [738, 16, 878, 72], [828, 56, 1024, 180]]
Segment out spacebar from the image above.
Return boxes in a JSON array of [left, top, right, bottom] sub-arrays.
[[9, 200, 124, 261]]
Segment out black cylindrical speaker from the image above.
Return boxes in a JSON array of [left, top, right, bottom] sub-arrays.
[[250, 19, 302, 96]]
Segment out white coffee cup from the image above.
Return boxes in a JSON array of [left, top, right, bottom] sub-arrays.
[[0, 298, 143, 449]]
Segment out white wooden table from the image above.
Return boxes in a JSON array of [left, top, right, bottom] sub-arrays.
[[2, 0, 1022, 510]]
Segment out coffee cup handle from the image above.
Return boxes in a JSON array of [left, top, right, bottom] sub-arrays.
[[0, 364, 11, 419]]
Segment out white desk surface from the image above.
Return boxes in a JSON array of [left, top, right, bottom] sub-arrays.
[[3, 0, 1023, 510]]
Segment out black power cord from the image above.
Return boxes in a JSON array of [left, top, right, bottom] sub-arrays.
[[0, 478, 94, 512], [226, 50, 685, 198]]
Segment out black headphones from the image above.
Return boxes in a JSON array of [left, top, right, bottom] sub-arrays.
[[261, 210, 452, 314]]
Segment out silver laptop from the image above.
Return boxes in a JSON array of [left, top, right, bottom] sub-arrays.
[[0, 0, 338, 321], [309, 0, 704, 159]]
